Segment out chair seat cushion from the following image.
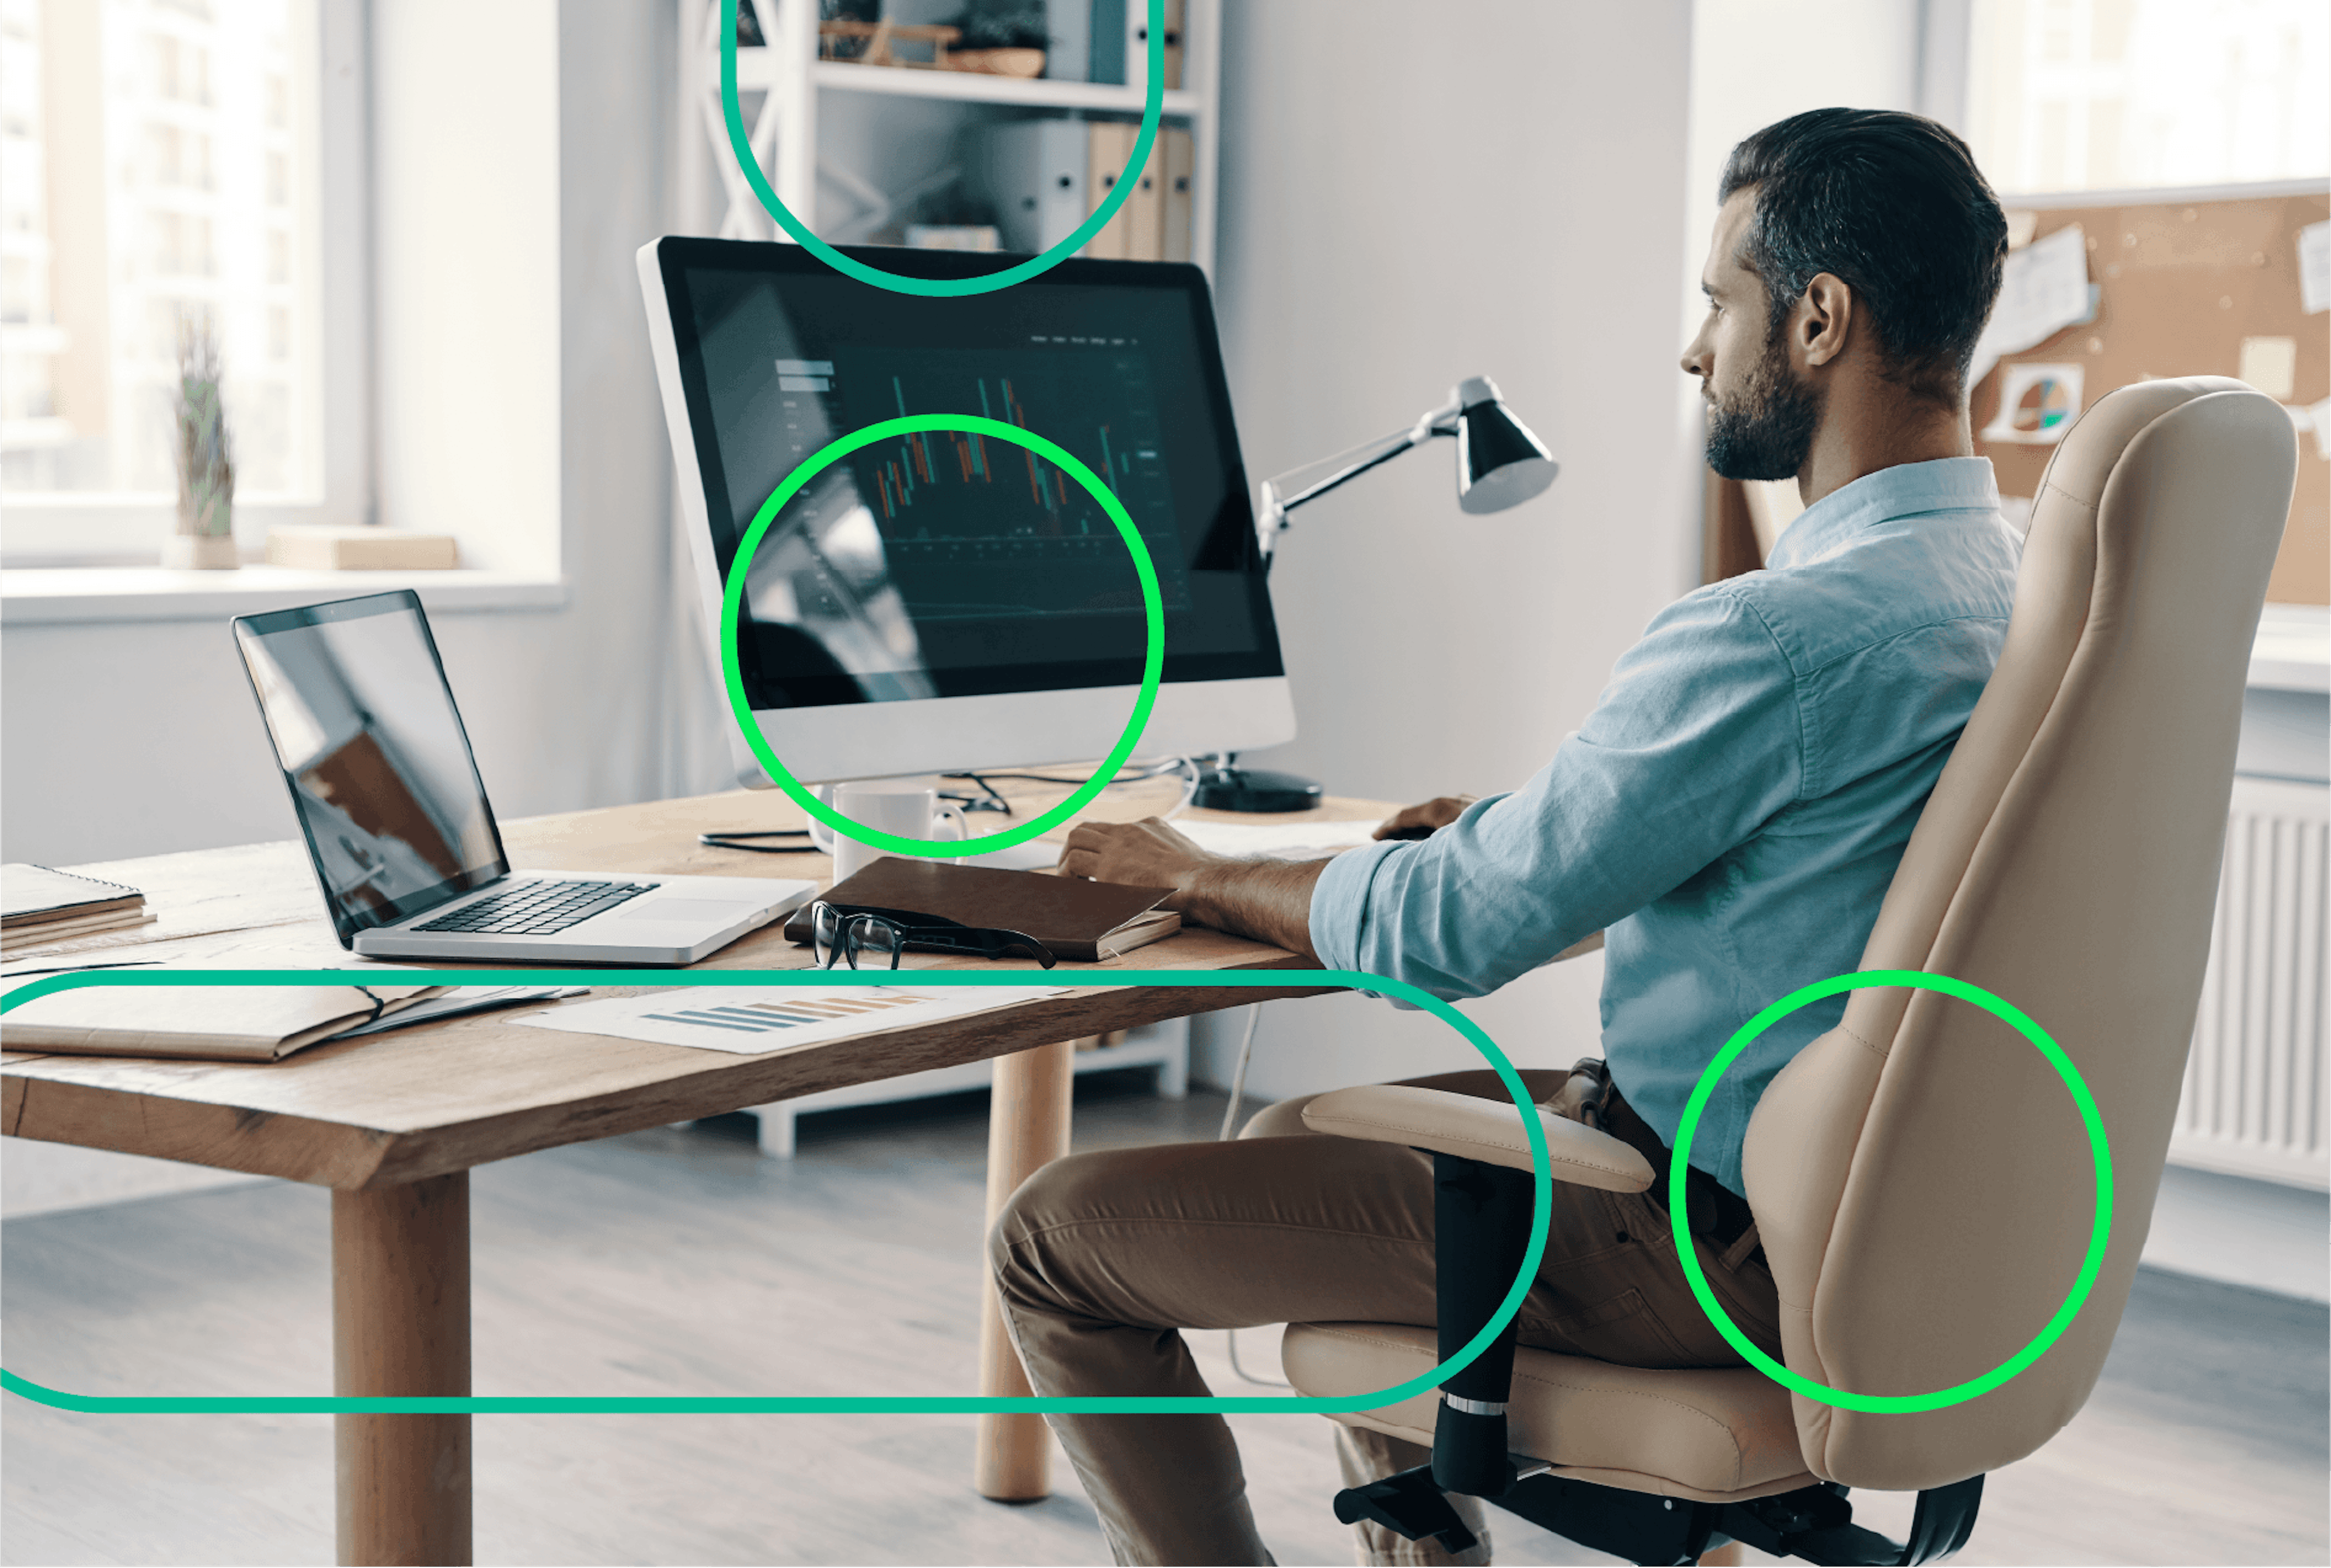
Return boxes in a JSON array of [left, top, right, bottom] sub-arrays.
[[1282, 1321, 1818, 1503]]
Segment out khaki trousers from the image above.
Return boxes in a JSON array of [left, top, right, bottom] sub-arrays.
[[989, 1068, 1785, 1566]]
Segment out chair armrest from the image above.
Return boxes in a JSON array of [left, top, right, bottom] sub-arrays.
[[1301, 1085, 1654, 1192]]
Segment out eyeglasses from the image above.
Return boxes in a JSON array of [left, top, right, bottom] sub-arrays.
[[807, 900, 1058, 971]]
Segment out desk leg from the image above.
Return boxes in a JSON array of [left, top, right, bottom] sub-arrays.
[[974, 1037, 1077, 1501], [333, 1172, 472, 1567]]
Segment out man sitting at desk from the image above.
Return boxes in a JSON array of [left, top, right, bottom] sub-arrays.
[[999, 107, 2019, 1567]]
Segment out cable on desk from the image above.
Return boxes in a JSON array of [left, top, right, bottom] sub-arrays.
[[942, 757, 1196, 817], [1161, 753, 1207, 821], [942, 774, 1016, 817]]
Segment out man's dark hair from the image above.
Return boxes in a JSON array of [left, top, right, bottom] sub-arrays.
[[1718, 108, 2007, 407]]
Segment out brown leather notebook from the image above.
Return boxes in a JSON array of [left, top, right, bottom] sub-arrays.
[[781, 859, 1181, 963]]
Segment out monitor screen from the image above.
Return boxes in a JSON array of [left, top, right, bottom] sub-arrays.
[[233, 591, 506, 940], [653, 240, 1283, 714]]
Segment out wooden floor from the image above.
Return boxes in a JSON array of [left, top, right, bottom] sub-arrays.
[[5, 1074, 2324, 1566]]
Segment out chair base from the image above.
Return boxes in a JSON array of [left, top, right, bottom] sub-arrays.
[[1331, 1466, 1983, 1567]]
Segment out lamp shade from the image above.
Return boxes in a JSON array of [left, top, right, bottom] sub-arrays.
[[1453, 376, 1559, 515]]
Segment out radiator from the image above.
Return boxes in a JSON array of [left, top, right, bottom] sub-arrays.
[[2171, 776, 2330, 1190]]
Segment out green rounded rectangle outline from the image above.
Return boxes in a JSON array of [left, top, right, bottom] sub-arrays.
[[1, 966, 1554, 1417]]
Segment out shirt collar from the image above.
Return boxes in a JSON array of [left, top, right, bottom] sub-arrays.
[[1766, 457, 2000, 569]]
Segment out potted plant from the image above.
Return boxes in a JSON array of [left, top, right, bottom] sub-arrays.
[[945, 2, 1048, 76], [163, 321, 237, 569]]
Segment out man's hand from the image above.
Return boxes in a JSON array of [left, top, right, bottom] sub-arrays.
[[1374, 795, 1479, 840], [1060, 816, 1327, 959], [1058, 818, 1224, 901]]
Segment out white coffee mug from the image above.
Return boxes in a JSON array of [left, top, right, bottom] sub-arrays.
[[811, 779, 968, 883]]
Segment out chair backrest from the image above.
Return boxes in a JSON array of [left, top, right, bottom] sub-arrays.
[[1740, 377, 2299, 1490]]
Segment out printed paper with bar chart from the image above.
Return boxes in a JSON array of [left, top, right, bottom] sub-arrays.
[[517, 984, 1072, 1056]]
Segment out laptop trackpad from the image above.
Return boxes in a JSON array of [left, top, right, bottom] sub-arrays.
[[612, 899, 759, 923]]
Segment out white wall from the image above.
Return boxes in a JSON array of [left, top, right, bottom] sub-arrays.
[[0, 0, 730, 871], [1686, 0, 1922, 231], [1190, 0, 1936, 1102], [1190, 0, 1700, 1098]]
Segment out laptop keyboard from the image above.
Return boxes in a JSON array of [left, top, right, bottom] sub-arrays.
[[413, 879, 658, 935]]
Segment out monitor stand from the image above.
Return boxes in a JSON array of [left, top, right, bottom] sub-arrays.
[[1190, 762, 1325, 814]]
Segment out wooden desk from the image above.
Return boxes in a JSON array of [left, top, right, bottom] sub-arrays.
[[2, 781, 1386, 1565]]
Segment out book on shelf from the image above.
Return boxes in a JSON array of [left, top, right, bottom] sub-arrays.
[[1, 866, 155, 951], [904, 223, 1001, 251]]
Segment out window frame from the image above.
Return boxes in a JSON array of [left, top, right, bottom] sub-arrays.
[[0, 0, 369, 568], [1957, 0, 2331, 200]]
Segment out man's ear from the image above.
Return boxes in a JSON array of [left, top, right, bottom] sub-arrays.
[[1795, 271, 1856, 370]]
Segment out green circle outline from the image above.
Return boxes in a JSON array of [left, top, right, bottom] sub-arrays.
[[718, 414, 1164, 857], [721, 0, 1165, 298], [1671, 968, 2113, 1414]]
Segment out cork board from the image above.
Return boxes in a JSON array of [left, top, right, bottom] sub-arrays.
[[1975, 190, 2329, 605]]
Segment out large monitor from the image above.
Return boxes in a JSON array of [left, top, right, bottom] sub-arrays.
[[637, 237, 1295, 787]]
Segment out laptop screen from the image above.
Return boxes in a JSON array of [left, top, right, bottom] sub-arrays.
[[233, 591, 507, 942]]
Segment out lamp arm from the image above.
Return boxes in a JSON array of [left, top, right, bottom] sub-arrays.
[[1255, 398, 1464, 562]]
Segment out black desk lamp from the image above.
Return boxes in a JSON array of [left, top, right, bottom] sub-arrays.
[[1192, 376, 1559, 813]]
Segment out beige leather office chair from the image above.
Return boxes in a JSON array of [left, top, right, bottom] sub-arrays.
[[1280, 377, 2301, 1565]]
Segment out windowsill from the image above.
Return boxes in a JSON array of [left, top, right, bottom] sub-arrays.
[[0, 565, 569, 625], [2251, 603, 2330, 694]]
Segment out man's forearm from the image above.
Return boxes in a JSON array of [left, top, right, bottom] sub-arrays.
[[1172, 857, 1331, 960]]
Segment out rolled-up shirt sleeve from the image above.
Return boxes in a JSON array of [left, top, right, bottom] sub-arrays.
[[1309, 585, 1807, 999]]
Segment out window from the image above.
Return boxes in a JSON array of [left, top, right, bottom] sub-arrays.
[[1, 0, 362, 565], [1969, 0, 2331, 194]]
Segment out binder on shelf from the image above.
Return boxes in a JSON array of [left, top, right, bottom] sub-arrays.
[[1124, 129, 1164, 261], [1088, 0, 1124, 84], [974, 119, 1089, 254], [1162, 125, 1193, 263], [1161, 0, 1186, 91], [1102, 0, 1184, 92], [1045, 0, 1090, 81], [1084, 119, 1136, 260]]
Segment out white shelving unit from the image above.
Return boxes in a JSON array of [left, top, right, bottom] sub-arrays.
[[745, 1016, 1190, 1157], [679, 0, 1221, 273], [670, 2, 1220, 1155]]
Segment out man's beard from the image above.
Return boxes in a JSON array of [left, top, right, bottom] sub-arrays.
[[1705, 335, 1822, 482]]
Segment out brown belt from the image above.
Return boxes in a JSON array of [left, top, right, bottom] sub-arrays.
[[1555, 1059, 1760, 1252]]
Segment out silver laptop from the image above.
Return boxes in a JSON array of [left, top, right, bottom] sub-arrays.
[[233, 590, 815, 965]]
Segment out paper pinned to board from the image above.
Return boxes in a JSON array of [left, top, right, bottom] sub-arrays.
[[2239, 336, 2299, 401], [1982, 364, 2085, 445], [2299, 220, 2329, 315], [1968, 223, 2094, 392]]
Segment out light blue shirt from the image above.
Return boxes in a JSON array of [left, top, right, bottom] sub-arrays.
[[1310, 457, 2021, 1195]]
